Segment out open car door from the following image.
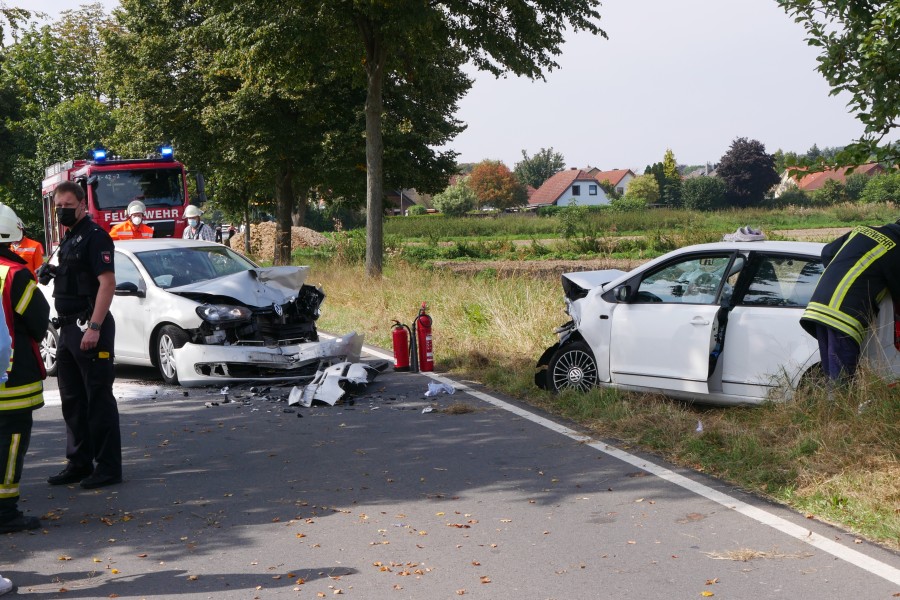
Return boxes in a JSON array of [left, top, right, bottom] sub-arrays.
[[609, 253, 734, 395]]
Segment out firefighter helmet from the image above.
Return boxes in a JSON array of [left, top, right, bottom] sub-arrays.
[[0, 204, 23, 244], [183, 205, 202, 218], [127, 200, 146, 216]]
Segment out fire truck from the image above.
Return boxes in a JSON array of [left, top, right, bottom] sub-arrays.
[[40, 146, 203, 252]]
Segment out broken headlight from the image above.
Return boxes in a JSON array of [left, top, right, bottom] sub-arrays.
[[196, 304, 252, 324]]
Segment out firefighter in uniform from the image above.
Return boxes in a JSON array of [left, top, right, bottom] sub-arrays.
[[800, 220, 900, 381], [182, 204, 215, 241], [11, 218, 44, 278], [0, 204, 49, 533], [42, 180, 121, 489], [109, 200, 154, 240]]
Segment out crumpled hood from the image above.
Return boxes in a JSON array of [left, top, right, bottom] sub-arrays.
[[171, 266, 310, 307]]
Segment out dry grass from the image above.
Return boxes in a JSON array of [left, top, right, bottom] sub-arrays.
[[308, 259, 900, 549]]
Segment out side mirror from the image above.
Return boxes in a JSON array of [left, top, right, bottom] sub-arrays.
[[115, 281, 144, 298], [615, 285, 633, 303]]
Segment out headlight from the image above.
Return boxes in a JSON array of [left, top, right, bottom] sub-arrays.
[[196, 304, 252, 323]]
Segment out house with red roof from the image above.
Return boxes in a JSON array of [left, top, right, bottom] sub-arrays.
[[774, 163, 885, 197], [528, 167, 636, 207]]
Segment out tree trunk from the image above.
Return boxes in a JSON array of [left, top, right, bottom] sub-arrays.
[[291, 193, 307, 228], [243, 200, 250, 254], [274, 163, 294, 265], [360, 19, 387, 278]]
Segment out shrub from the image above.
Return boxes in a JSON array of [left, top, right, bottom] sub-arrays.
[[610, 196, 648, 212], [860, 171, 900, 203], [810, 179, 847, 206], [682, 176, 726, 211], [433, 178, 477, 216], [406, 205, 427, 216], [844, 172, 869, 201]]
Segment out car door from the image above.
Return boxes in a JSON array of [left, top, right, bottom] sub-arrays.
[[719, 254, 822, 399], [110, 252, 149, 360], [609, 252, 733, 394]]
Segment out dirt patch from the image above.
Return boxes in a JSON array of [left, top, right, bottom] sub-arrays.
[[239, 221, 330, 259], [771, 227, 851, 242]]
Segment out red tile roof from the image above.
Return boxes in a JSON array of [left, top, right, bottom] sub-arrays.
[[591, 169, 633, 187], [528, 169, 600, 206], [792, 163, 884, 191]]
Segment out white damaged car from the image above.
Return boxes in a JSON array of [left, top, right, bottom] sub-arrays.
[[535, 240, 900, 406], [41, 239, 361, 386]]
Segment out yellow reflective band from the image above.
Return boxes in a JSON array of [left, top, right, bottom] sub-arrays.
[[0, 485, 20, 498], [830, 244, 886, 310], [4, 433, 19, 484], [876, 288, 888, 303], [15, 279, 36, 314], [0, 380, 42, 398], [98, 351, 110, 359], [803, 304, 864, 345], [0, 393, 44, 411]]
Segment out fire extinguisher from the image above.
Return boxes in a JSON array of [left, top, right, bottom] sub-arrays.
[[413, 302, 434, 372], [391, 320, 412, 372]]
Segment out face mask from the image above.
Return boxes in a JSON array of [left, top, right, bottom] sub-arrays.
[[131, 216, 143, 226], [57, 207, 78, 227], [188, 218, 199, 228]]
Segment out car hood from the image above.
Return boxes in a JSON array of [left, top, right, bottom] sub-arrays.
[[562, 269, 627, 301], [170, 266, 310, 307]]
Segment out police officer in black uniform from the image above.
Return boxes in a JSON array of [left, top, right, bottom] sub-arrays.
[[41, 180, 121, 489]]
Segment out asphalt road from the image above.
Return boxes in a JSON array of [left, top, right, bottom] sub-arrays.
[[5, 357, 900, 599]]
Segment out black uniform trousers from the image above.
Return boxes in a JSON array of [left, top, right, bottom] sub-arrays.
[[57, 314, 121, 478], [0, 411, 32, 521]]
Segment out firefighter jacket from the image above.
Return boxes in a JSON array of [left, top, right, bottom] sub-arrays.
[[800, 223, 900, 346], [12, 236, 43, 277], [0, 247, 50, 414], [109, 220, 154, 240]]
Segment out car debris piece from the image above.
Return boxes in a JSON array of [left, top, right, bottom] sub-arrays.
[[424, 382, 455, 397], [287, 362, 381, 407]]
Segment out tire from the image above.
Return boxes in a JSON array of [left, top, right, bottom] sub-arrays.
[[547, 341, 599, 393], [41, 325, 59, 377], [156, 325, 190, 385]]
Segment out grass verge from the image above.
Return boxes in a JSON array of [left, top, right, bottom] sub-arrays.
[[306, 258, 900, 550]]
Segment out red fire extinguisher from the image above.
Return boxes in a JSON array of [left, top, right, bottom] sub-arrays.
[[414, 302, 434, 372], [391, 320, 411, 372]]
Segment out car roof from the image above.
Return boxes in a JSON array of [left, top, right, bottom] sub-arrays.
[[113, 239, 224, 253], [676, 240, 825, 256]]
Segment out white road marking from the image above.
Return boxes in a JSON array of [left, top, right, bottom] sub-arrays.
[[355, 341, 900, 586]]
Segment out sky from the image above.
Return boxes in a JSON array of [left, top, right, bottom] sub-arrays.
[[25, 0, 869, 172]]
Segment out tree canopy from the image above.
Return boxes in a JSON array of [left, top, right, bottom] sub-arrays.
[[468, 160, 527, 210], [513, 147, 565, 189], [716, 137, 780, 208], [778, 0, 900, 165]]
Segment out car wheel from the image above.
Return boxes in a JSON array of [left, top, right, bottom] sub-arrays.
[[548, 341, 599, 393], [156, 325, 189, 385], [41, 325, 59, 377]]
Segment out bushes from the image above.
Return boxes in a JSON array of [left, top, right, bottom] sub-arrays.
[[860, 171, 900, 203], [406, 205, 427, 216], [682, 176, 726, 211]]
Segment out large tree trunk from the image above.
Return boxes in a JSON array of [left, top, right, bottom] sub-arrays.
[[291, 192, 307, 227], [360, 19, 387, 278], [274, 163, 294, 265]]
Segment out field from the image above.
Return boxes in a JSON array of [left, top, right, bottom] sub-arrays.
[[287, 203, 900, 549]]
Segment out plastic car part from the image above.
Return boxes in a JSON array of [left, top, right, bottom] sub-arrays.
[[288, 361, 381, 407]]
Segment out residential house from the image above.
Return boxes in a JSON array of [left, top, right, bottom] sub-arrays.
[[529, 167, 636, 207], [774, 163, 885, 197]]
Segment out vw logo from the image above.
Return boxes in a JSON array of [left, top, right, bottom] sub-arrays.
[[273, 303, 284, 316]]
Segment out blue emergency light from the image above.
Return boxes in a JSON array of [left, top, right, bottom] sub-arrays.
[[160, 145, 174, 159], [92, 148, 107, 161]]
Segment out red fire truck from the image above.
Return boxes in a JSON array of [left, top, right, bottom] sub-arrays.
[[40, 146, 202, 252]]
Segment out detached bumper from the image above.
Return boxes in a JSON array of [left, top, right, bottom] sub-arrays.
[[171, 332, 364, 387]]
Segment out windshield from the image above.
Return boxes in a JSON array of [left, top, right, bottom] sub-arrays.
[[133, 245, 257, 289], [92, 168, 185, 210]]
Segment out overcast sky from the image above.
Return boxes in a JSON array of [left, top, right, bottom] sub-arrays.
[[27, 0, 869, 172]]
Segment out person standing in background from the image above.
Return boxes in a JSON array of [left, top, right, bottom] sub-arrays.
[[11, 218, 43, 278], [182, 205, 215, 241]]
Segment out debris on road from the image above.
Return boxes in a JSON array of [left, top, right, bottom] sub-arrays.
[[424, 382, 455, 397], [288, 362, 382, 407]]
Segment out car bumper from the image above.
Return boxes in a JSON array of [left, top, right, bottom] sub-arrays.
[[171, 332, 364, 387]]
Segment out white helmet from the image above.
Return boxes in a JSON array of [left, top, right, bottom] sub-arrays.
[[127, 200, 146, 217], [183, 205, 202, 218], [0, 205, 23, 244]]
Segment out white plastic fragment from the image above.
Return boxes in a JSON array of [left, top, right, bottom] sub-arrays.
[[695, 420, 704, 433], [422, 406, 434, 414], [287, 361, 381, 407], [220, 386, 229, 395], [424, 382, 455, 397]]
